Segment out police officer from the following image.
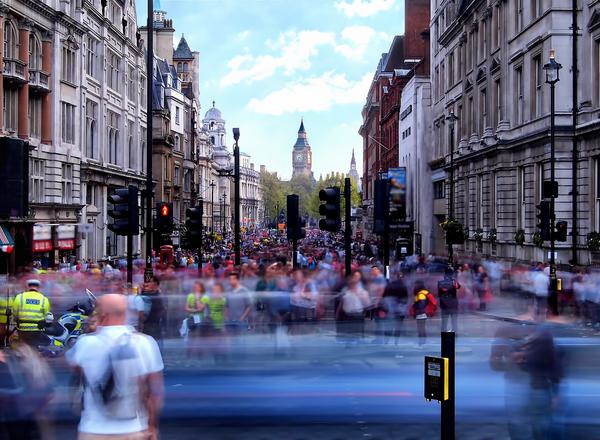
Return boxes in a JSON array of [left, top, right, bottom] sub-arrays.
[[438, 268, 460, 333], [12, 279, 50, 347]]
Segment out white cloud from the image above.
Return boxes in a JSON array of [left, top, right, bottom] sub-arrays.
[[220, 30, 335, 87], [335, 0, 396, 17], [334, 25, 377, 60], [247, 72, 373, 115], [237, 30, 250, 40]]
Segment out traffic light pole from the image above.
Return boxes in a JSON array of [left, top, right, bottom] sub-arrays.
[[144, 0, 154, 282], [233, 129, 241, 267], [127, 232, 133, 285], [344, 178, 352, 277], [292, 238, 298, 269], [441, 331, 456, 440], [549, 82, 558, 316]]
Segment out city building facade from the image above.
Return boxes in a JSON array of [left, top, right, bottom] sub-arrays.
[[239, 151, 262, 227], [430, 0, 600, 264]]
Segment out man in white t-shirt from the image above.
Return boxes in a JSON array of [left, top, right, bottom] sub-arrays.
[[67, 294, 164, 440]]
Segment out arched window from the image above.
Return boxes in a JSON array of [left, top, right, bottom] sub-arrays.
[[183, 62, 188, 72], [128, 135, 135, 169], [28, 34, 42, 70], [210, 136, 215, 145], [174, 134, 180, 151], [177, 62, 182, 72], [3, 21, 18, 60]]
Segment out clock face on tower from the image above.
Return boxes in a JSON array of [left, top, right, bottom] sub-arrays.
[[296, 153, 303, 162]]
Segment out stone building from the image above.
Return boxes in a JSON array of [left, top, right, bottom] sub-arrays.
[[291, 119, 313, 179], [79, 0, 147, 261], [239, 151, 262, 227], [430, 0, 600, 264]]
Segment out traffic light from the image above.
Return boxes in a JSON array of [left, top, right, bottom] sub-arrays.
[[107, 186, 139, 236], [185, 202, 204, 248], [298, 217, 307, 240], [536, 201, 551, 241], [318, 187, 341, 232], [555, 220, 568, 242], [156, 202, 174, 234], [286, 194, 300, 240], [445, 222, 465, 245]]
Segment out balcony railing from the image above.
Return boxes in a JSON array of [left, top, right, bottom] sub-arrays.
[[3, 59, 27, 83], [28, 70, 50, 92]]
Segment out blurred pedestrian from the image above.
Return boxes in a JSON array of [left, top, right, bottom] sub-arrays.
[[139, 277, 166, 351], [67, 294, 164, 440], [337, 271, 369, 344], [380, 273, 408, 344], [438, 268, 460, 333], [474, 265, 490, 311], [411, 280, 434, 347]]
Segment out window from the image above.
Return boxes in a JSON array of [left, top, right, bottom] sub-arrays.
[[3, 21, 17, 59], [468, 95, 474, 135], [175, 107, 180, 124], [86, 36, 100, 79], [481, 19, 487, 59], [517, 0, 524, 32], [440, 61, 445, 94], [128, 135, 135, 169], [177, 62, 182, 72], [61, 102, 75, 143], [434, 181, 445, 199], [86, 100, 98, 159], [140, 75, 147, 108], [531, 0, 542, 20], [596, 40, 600, 105], [107, 51, 120, 91], [61, 164, 73, 204], [533, 55, 542, 118], [518, 166, 526, 229], [28, 97, 42, 138], [493, 79, 502, 129], [140, 128, 147, 174], [434, 66, 439, 100], [3, 88, 18, 132], [496, 5, 503, 49], [478, 175, 485, 228], [174, 166, 180, 186], [127, 65, 136, 101], [516, 66, 524, 124], [29, 159, 45, 203], [61, 46, 76, 83], [480, 88, 487, 135], [448, 51, 454, 86], [107, 110, 120, 165], [174, 135, 181, 152], [28, 34, 42, 70], [184, 169, 191, 192]]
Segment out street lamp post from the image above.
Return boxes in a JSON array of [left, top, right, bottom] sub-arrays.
[[233, 128, 241, 266], [144, 0, 154, 282], [210, 180, 216, 232], [445, 110, 459, 268], [544, 49, 562, 316]]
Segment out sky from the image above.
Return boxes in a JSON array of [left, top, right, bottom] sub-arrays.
[[136, 0, 406, 180]]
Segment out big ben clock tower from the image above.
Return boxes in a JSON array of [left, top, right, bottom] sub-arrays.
[[292, 118, 313, 178]]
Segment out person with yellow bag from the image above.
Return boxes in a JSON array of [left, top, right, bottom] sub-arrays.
[[12, 279, 50, 347]]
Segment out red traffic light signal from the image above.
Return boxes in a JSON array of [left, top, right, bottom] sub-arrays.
[[555, 221, 568, 242], [156, 202, 174, 234], [161, 204, 169, 217]]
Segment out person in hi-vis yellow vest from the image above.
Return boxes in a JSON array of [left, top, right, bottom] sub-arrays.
[[12, 279, 50, 347]]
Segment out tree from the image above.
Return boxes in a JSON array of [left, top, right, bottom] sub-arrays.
[[309, 172, 361, 218], [260, 171, 287, 223], [288, 174, 315, 216]]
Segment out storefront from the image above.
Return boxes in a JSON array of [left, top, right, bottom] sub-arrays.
[[0, 226, 15, 275], [32, 224, 78, 268]]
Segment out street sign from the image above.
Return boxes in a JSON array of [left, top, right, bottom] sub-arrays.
[[388, 167, 407, 226], [424, 356, 449, 402]]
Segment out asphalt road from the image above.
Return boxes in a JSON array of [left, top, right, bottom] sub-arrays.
[[47, 316, 600, 439]]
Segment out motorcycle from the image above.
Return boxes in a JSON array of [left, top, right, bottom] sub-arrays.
[[39, 289, 97, 356]]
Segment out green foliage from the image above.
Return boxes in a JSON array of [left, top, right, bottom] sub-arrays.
[[260, 171, 287, 221], [308, 172, 361, 218], [288, 174, 315, 216], [532, 231, 544, 248], [515, 229, 525, 246], [587, 232, 600, 251]]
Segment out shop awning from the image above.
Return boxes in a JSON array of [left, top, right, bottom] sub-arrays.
[[0, 225, 14, 246]]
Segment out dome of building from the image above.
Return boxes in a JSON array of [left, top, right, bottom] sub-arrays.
[[204, 100, 224, 121]]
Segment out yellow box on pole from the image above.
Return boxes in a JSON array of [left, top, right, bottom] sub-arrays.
[[424, 356, 449, 402]]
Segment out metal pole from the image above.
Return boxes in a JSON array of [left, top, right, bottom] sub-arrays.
[[571, 0, 578, 265], [448, 123, 455, 268], [292, 238, 298, 269], [127, 233, 133, 284], [144, 0, 154, 282], [198, 201, 203, 278], [234, 142, 241, 266], [550, 83, 558, 316], [441, 331, 456, 440], [345, 177, 352, 277], [211, 182, 215, 232]]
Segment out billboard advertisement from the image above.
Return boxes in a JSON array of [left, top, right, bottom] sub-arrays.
[[388, 167, 407, 227]]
